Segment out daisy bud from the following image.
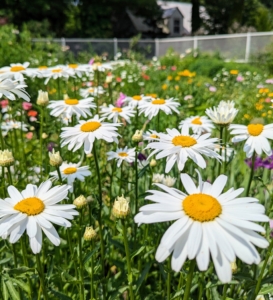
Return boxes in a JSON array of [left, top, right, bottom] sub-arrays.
[[255, 296, 265, 300], [73, 195, 88, 209], [86, 153, 93, 158], [132, 130, 143, 142], [231, 261, 237, 274], [162, 175, 176, 187], [83, 226, 97, 241], [42, 133, 48, 139], [0, 149, 14, 167], [49, 149, 63, 167], [150, 159, 157, 167], [106, 74, 113, 83], [205, 100, 238, 125], [37, 90, 49, 106], [112, 195, 130, 218], [86, 195, 94, 202], [152, 173, 164, 183]]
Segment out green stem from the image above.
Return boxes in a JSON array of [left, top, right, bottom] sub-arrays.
[[122, 219, 134, 300], [182, 260, 196, 300], [0, 115, 5, 149], [157, 111, 160, 132], [78, 212, 84, 300], [167, 258, 171, 300], [197, 273, 204, 300], [12, 244, 18, 267], [40, 108, 44, 180], [36, 253, 48, 300], [57, 77, 61, 100], [6, 166, 13, 185], [222, 284, 228, 300], [245, 153, 256, 197], [91, 240, 94, 300], [134, 147, 138, 214], [92, 142, 106, 299], [223, 126, 228, 174], [56, 166, 63, 184], [252, 239, 273, 300], [217, 126, 224, 177], [21, 238, 33, 299]]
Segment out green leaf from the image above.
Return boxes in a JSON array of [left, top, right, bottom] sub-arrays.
[[260, 284, 273, 294], [136, 262, 153, 292], [83, 245, 100, 265], [7, 267, 35, 276], [49, 288, 72, 300], [130, 246, 145, 260], [1, 278, 9, 300], [211, 287, 221, 300], [0, 257, 11, 265], [8, 277, 30, 294], [138, 164, 150, 178], [5, 280, 20, 300]]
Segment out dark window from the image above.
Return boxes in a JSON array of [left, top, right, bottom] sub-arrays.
[[173, 19, 180, 33]]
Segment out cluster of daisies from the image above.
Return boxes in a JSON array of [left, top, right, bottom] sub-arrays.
[[0, 58, 272, 287]]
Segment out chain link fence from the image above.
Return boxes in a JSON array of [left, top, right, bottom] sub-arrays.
[[32, 31, 273, 62]]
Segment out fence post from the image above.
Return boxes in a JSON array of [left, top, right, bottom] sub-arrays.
[[113, 38, 118, 57], [245, 32, 251, 62], [61, 37, 66, 50], [155, 38, 159, 57], [193, 36, 198, 51]]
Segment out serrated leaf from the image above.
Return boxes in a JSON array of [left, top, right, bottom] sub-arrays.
[[260, 284, 273, 294], [5, 280, 20, 300]]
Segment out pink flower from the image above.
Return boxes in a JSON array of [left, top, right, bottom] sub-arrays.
[[184, 95, 193, 101], [1, 99, 8, 108], [266, 79, 273, 84], [171, 66, 177, 71], [88, 59, 94, 65], [236, 76, 244, 82], [22, 102, 32, 110], [115, 93, 126, 108], [26, 132, 33, 140], [209, 86, 217, 92], [265, 98, 271, 103]]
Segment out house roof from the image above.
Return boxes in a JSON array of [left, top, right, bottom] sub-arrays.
[[162, 7, 184, 19], [157, 1, 207, 33], [127, 10, 152, 32]]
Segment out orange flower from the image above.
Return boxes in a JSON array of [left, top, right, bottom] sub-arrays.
[[259, 88, 269, 94], [162, 84, 168, 90], [230, 70, 239, 75], [27, 110, 38, 117], [178, 70, 196, 77]]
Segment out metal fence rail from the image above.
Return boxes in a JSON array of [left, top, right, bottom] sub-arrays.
[[32, 31, 273, 62]]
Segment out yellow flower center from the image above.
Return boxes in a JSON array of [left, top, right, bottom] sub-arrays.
[[10, 66, 25, 72], [183, 194, 222, 222], [88, 88, 94, 93], [152, 99, 165, 105], [64, 99, 79, 105], [172, 135, 197, 147], [68, 64, 78, 69], [150, 134, 159, 139], [80, 121, 101, 132], [146, 93, 157, 98], [14, 197, 45, 216], [191, 117, 202, 125], [118, 152, 128, 157], [247, 123, 264, 136], [52, 68, 62, 73], [112, 107, 122, 113], [63, 167, 77, 174], [133, 95, 142, 101], [38, 66, 48, 70]]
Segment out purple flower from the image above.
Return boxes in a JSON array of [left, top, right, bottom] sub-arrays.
[[138, 152, 147, 161], [245, 151, 273, 170], [47, 142, 56, 152], [115, 93, 126, 108]]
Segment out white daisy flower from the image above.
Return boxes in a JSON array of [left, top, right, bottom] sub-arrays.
[[67, 64, 92, 77], [48, 97, 95, 119], [179, 116, 214, 135], [229, 123, 273, 158], [0, 180, 78, 254], [92, 62, 112, 72], [0, 76, 30, 102], [215, 145, 235, 162], [80, 86, 105, 98], [0, 62, 36, 82], [206, 100, 238, 125], [135, 171, 269, 283], [100, 104, 135, 123], [152, 173, 165, 183], [143, 130, 160, 142], [2, 120, 28, 136], [50, 162, 91, 192], [138, 97, 180, 119], [60, 115, 121, 154], [146, 124, 221, 173], [107, 146, 136, 167], [43, 65, 74, 84], [125, 94, 152, 108]]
